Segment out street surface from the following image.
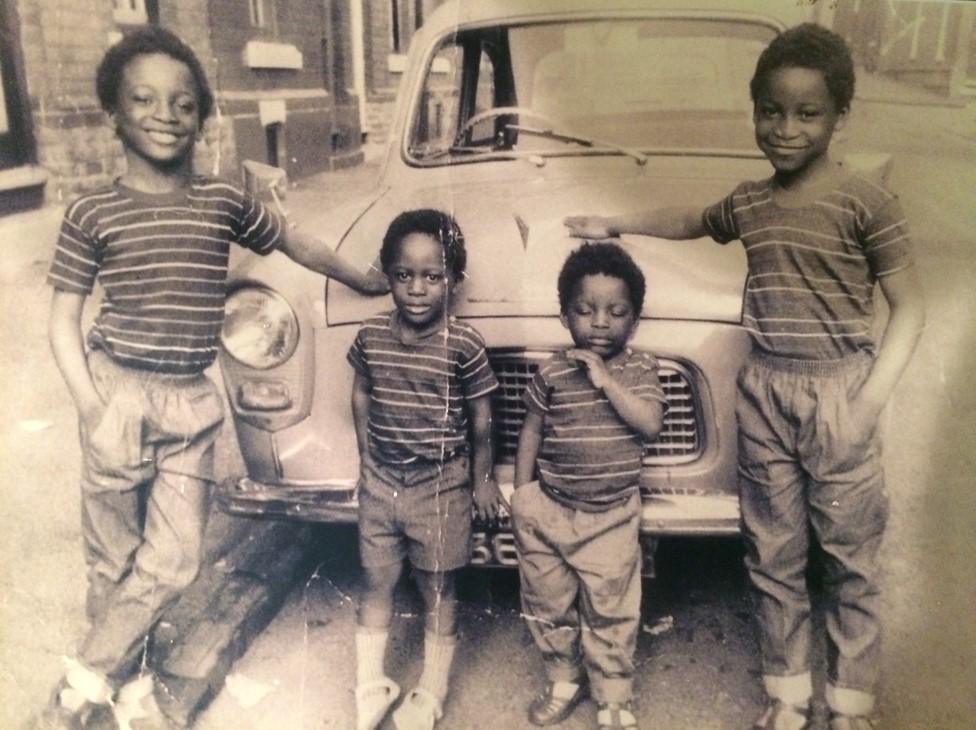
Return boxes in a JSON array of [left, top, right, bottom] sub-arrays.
[[2, 77, 974, 729]]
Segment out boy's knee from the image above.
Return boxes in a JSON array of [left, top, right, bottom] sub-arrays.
[[363, 561, 403, 595]]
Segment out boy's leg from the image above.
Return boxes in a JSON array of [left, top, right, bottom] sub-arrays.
[[568, 492, 642, 706], [79, 469, 211, 677], [511, 482, 586, 688], [737, 356, 815, 723], [413, 569, 459, 703], [805, 357, 888, 721]]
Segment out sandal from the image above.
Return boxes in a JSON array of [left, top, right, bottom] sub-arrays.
[[528, 680, 588, 726], [356, 678, 400, 730], [392, 687, 443, 730], [597, 701, 638, 730], [754, 700, 811, 730], [829, 712, 877, 730]]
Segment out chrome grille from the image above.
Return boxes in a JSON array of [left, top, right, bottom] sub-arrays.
[[488, 351, 701, 465]]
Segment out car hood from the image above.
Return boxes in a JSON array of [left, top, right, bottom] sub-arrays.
[[328, 155, 768, 325]]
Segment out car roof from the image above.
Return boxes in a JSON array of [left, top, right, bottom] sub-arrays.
[[421, 0, 813, 34]]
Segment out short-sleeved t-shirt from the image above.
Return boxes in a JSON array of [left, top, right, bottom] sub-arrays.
[[347, 312, 499, 466], [47, 177, 282, 374], [701, 174, 913, 360], [524, 347, 667, 510]]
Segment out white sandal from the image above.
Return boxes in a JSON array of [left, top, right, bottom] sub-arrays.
[[392, 687, 443, 730], [356, 677, 400, 730]]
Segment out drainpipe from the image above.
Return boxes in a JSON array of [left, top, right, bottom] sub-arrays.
[[350, 0, 367, 141]]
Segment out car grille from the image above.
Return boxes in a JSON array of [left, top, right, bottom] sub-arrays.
[[488, 350, 701, 465]]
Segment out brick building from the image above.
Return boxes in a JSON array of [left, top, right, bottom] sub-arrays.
[[0, 0, 364, 214], [358, 0, 447, 145]]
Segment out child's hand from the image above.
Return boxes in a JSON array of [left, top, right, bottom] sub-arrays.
[[473, 477, 507, 524], [564, 215, 616, 240], [847, 391, 884, 445], [567, 348, 611, 389]]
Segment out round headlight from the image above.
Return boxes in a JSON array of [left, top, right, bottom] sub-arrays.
[[221, 286, 299, 369]]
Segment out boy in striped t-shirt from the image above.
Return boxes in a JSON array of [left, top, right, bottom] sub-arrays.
[[347, 209, 502, 730], [511, 242, 666, 730], [565, 24, 925, 730], [41, 27, 387, 730]]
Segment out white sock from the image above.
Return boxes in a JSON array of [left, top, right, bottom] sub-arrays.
[[356, 628, 390, 686], [417, 632, 457, 703]]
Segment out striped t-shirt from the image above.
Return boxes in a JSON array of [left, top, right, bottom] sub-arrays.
[[702, 174, 914, 360], [525, 348, 667, 510], [347, 312, 499, 466], [46, 177, 282, 374]]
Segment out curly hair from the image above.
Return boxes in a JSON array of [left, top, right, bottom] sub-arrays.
[[750, 23, 855, 112], [380, 209, 467, 280], [96, 26, 214, 120], [557, 242, 646, 315]]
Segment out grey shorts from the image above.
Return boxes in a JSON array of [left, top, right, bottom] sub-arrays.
[[357, 454, 472, 572]]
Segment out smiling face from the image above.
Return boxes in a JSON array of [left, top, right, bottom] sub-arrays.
[[753, 65, 846, 184], [560, 273, 638, 360], [387, 232, 455, 336], [111, 53, 201, 180]]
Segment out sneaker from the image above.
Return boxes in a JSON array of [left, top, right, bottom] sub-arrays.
[[596, 701, 638, 729], [754, 700, 811, 730], [113, 675, 182, 730], [27, 680, 108, 730], [830, 713, 878, 730]]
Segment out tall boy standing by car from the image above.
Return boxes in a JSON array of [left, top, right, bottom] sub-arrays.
[[347, 209, 505, 730], [566, 23, 925, 730], [41, 26, 387, 729], [512, 242, 666, 730]]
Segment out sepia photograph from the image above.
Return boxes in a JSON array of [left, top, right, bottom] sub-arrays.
[[1, 0, 973, 728]]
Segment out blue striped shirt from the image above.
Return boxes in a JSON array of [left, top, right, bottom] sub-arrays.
[[348, 312, 499, 465], [46, 177, 282, 374], [702, 174, 914, 359], [525, 348, 667, 509]]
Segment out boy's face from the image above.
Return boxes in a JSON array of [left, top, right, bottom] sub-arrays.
[[560, 274, 638, 360], [111, 53, 201, 170], [753, 66, 847, 180], [387, 232, 455, 336]]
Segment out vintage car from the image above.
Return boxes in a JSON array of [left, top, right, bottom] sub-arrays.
[[217, 0, 879, 567]]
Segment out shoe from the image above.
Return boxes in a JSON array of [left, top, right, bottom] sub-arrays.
[[356, 677, 400, 730], [754, 700, 811, 730], [27, 680, 106, 730], [829, 713, 878, 730], [392, 687, 443, 730], [527, 680, 588, 726], [112, 675, 183, 730], [596, 701, 638, 729]]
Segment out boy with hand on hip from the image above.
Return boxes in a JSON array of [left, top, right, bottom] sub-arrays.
[[511, 242, 666, 730], [347, 209, 504, 730], [566, 24, 925, 730], [41, 26, 386, 730]]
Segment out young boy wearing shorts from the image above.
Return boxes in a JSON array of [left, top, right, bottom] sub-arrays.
[[566, 24, 925, 730], [41, 26, 387, 729], [512, 242, 666, 730], [347, 209, 505, 730]]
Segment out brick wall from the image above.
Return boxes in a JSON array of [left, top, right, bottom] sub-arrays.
[[17, 0, 216, 202]]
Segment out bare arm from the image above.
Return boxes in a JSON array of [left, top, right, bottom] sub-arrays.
[[48, 290, 103, 429], [567, 349, 664, 440], [850, 265, 926, 435], [514, 409, 544, 487], [564, 206, 707, 241], [279, 227, 389, 294], [469, 394, 505, 519], [351, 370, 372, 459]]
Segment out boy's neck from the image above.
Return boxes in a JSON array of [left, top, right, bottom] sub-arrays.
[[119, 154, 194, 194], [772, 156, 845, 202]]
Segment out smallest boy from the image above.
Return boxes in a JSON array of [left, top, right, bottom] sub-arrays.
[[347, 209, 504, 730], [512, 242, 666, 730]]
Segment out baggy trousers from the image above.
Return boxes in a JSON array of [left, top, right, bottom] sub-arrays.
[[512, 481, 642, 704], [76, 350, 223, 681], [736, 350, 888, 712]]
